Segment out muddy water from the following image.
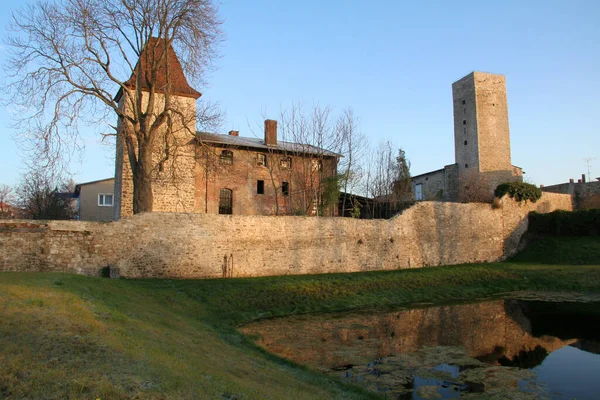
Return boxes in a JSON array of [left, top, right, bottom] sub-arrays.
[[241, 297, 600, 399]]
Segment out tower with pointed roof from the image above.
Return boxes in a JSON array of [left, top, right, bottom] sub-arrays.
[[113, 38, 201, 218]]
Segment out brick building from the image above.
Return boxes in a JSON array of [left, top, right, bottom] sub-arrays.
[[114, 39, 339, 219], [412, 72, 523, 202]]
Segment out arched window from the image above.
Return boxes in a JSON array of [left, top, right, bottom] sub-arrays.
[[220, 150, 233, 164], [219, 189, 233, 214]]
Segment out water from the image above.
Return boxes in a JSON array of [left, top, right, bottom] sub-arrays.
[[241, 296, 600, 399]]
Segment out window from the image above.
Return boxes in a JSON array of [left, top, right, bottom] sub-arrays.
[[257, 180, 264, 195], [220, 150, 233, 164], [312, 159, 323, 171], [98, 193, 114, 207], [465, 164, 469, 168], [463, 120, 466, 125], [256, 153, 267, 167], [462, 100, 466, 105], [218, 189, 232, 214], [280, 157, 292, 169], [282, 182, 289, 196], [464, 140, 468, 145]]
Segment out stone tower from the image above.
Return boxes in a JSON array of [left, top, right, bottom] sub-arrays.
[[452, 72, 522, 199], [113, 38, 201, 219]]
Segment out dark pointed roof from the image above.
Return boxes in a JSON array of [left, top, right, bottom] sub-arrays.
[[115, 38, 201, 102]]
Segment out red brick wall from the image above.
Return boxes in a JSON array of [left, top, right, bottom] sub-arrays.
[[194, 144, 338, 216]]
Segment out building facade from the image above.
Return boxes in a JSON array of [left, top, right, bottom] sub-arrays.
[[113, 39, 339, 219], [74, 178, 115, 221], [412, 72, 523, 202]]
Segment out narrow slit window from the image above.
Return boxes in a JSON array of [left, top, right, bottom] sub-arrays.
[[282, 182, 289, 196], [463, 120, 466, 125], [464, 140, 468, 145], [257, 180, 264, 195]]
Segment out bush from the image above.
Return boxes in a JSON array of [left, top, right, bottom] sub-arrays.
[[528, 209, 600, 236], [494, 182, 542, 203]]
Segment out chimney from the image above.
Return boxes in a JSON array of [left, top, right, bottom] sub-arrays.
[[228, 130, 239, 137], [569, 178, 574, 183], [582, 174, 586, 183], [264, 119, 277, 146]]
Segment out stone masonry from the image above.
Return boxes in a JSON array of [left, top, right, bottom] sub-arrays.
[[0, 193, 571, 279]]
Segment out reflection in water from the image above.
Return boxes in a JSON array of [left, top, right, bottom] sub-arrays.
[[241, 299, 600, 399]]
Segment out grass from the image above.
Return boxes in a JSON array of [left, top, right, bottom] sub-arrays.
[[0, 236, 599, 399]]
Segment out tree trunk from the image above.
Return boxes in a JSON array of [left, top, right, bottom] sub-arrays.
[[133, 143, 154, 213]]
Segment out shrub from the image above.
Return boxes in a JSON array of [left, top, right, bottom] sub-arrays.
[[494, 182, 542, 203], [528, 209, 600, 236]]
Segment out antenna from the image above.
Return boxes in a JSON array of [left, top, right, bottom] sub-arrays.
[[583, 157, 596, 182]]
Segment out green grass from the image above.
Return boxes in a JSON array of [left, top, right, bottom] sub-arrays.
[[0, 236, 599, 399]]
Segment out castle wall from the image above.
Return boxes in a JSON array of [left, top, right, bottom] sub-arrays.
[[0, 193, 572, 279], [543, 180, 600, 209]]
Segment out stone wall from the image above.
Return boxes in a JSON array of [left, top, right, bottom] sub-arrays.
[[542, 180, 600, 210], [0, 193, 572, 279]]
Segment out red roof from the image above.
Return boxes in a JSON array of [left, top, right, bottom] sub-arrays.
[[115, 38, 201, 102]]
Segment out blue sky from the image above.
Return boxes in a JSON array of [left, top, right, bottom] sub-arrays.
[[0, 0, 598, 187]]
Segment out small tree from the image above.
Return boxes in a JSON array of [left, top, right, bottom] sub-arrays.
[[16, 171, 76, 220]]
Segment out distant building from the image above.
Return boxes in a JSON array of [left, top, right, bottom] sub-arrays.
[[541, 175, 600, 209], [74, 178, 115, 221], [411, 72, 523, 202]]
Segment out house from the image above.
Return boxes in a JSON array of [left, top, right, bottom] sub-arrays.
[[411, 72, 523, 202], [74, 178, 115, 221], [112, 38, 339, 219]]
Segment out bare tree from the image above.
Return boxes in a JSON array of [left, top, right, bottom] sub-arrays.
[[458, 170, 493, 203], [0, 184, 16, 219], [16, 171, 76, 220], [336, 108, 367, 216], [4, 0, 224, 213]]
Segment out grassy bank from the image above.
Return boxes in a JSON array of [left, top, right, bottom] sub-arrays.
[[1, 236, 599, 399]]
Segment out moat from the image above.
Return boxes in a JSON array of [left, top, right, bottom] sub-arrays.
[[242, 295, 600, 399]]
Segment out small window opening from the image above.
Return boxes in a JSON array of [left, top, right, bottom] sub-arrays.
[[282, 182, 289, 196], [465, 164, 469, 168], [464, 140, 468, 145], [462, 100, 466, 105], [256, 153, 266, 167], [257, 180, 264, 195], [463, 120, 466, 125], [280, 157, 292, 169], [220, 150, 233, 164], [312, 159, 323, 171]]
